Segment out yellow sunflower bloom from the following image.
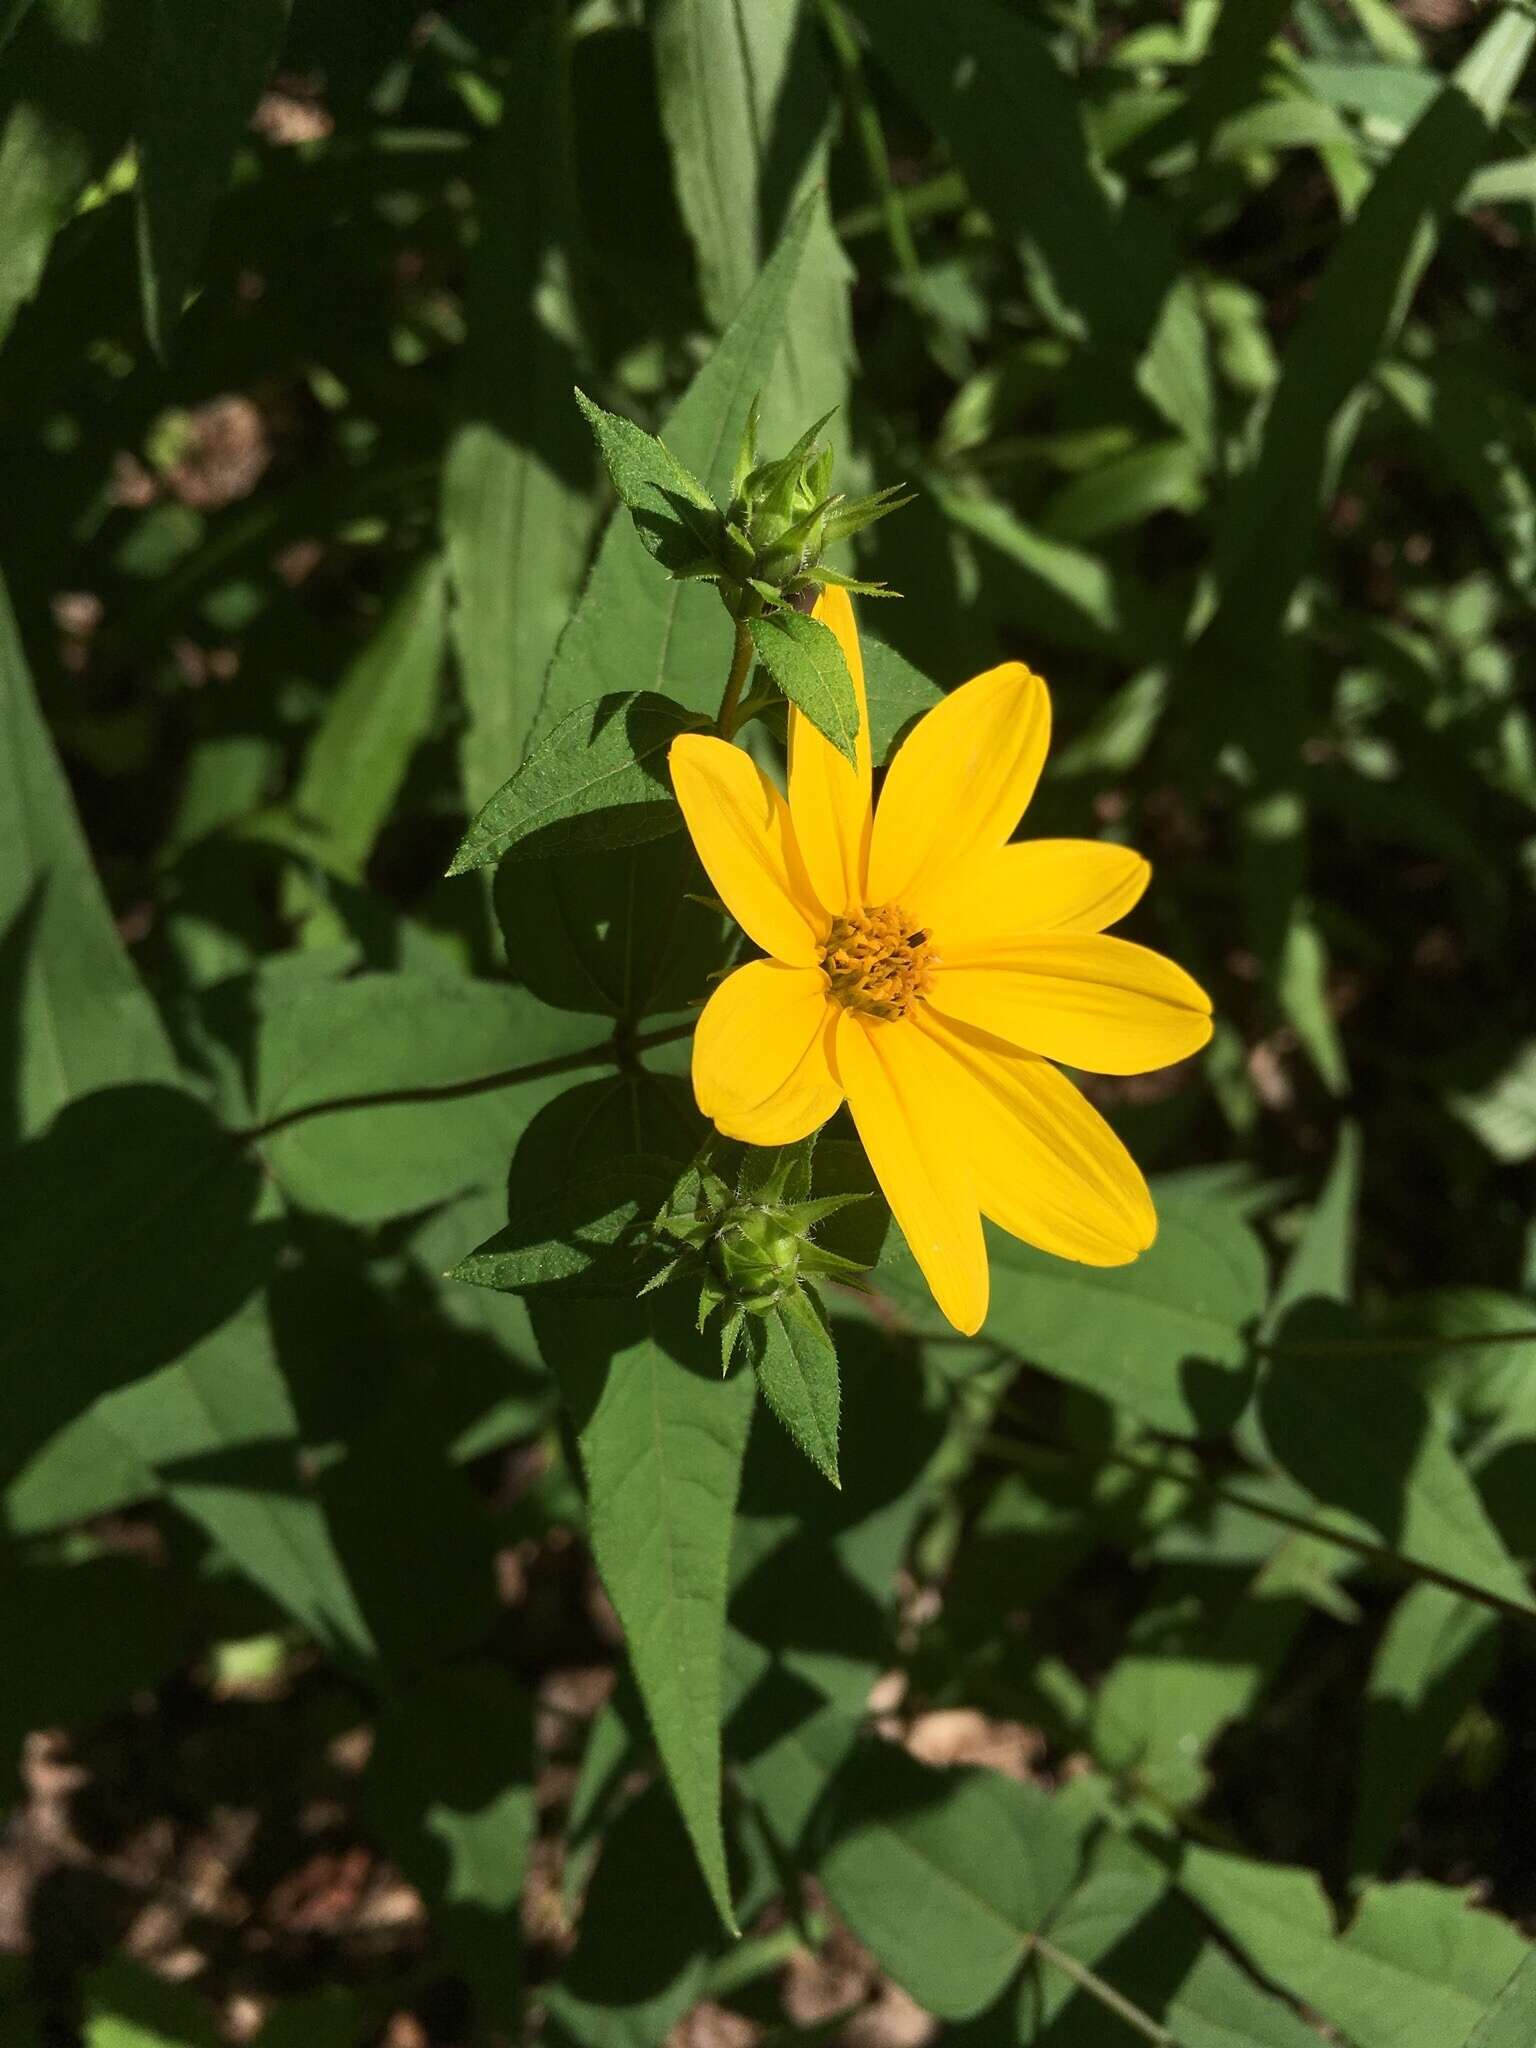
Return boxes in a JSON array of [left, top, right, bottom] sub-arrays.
[[668, 588, 1212, 1336]]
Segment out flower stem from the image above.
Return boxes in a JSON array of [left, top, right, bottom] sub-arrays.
[[717, 615, 756, 739]]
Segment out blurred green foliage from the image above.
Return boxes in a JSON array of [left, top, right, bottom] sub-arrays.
[[4, 0, 1536, 2041]]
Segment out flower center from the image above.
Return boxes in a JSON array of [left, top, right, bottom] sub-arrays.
[[820, 904, 936, 1021]]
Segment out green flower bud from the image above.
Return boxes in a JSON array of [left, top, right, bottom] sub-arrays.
[[710, 1206, 804, 1312]]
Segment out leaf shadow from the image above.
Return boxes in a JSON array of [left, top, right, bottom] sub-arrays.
[[0, 1084, 275, 1501], [1259, 1296, 1448, 1556]]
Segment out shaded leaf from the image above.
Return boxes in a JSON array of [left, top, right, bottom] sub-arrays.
[[254, 971, 603, 1223], [0, 1085, 273, 1490], [0, 569, 175, 1141], [366, 1663, 535, 2012], [288, 558, 446, 882], [452, 1154, 681, 1297], [446, 0, 597, 805], [135, 0, 290, 352]]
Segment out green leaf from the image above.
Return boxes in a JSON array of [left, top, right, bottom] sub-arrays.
[[445, 0, 597, 806], [747, 610, 860, 764], [1267, 1120, 1359, 1331], [1041, 438, 1205, 545], [0, 0, 143, 344], [1451, 1042, 1536, 1165], [542, 1293, 756, 1932], [531, 194, 817, 739], [1, 569, 176, 1140], [448, 691, 701, 874], [754, 1287, 841, 1486], [319, 1409, 497, 1679], [544, 1780, 720, 2046], [288, 559, 446, 882], [1, 1280, 374, 1663], [82, 1958, 220, 2048], [135, 0, 290, 353], [862, 634, 943, 761], [575, 387, 721, 571], [1380, 355, 1536, 598], [877, 1188, 1265, 1436], [497, 834, 733, 1021], [0, 0, 39, 51], [1197, 5, 1536, 661], [1352, 1585, 1499, 1877], [1022, 1832, 1328, 2046], [253, 971, 604, 1223], [1177, 1849, 1529, 2048], [651, 0, 799, 330], [1259, 1303, 1536, 1617], [849, 0, 1214, 457], [0, 1085, 273, 1491], [816, 1743, 1084, 2020], [1464, 1953, 1536, 2048], [366, 1663, 535, 2011], [452, 1154, 681, 1297], [0, 1551, 186, 1773], [928, 481, 1127, 656], [1089, 1561, 1308, 1804]]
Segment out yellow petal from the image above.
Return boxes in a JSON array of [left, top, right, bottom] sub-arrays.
[[692, 961, 843, 1145], [670, 733, 823, 965], [916, 1009, 1155, 1264], [931, 933, 1213, 1076], [916, 839, 1151, 948], [836, 1009, 988, 1335], [787, 586, 873, 917], [867, 661, 1050, 909]]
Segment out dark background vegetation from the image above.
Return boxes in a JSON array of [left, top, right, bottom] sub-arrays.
[[3, 0, 1536, 2042]]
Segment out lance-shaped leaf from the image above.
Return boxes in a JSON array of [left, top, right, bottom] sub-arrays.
[[748, 610, 860, 765], [541, 1292, 756, 1932], [135, 0, 291, 354], [575, 388, 723, 575], [753, 1285, 841, 1487], [448, 691, 704, 874], [446, 0, 596, 805], [532, 195, 817, 739], [1, 570, 176, 1141], [288, 559, 447, 883]]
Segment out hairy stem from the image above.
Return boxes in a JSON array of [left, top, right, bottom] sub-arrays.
[[717, 616, 757, 739]]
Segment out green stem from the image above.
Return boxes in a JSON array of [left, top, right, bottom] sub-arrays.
[[717, 615, 757, 738], [1030, 1934, 1175, 2046], [836, 170, 967, 244], [818, 0, 930, 304], [1269, 1326, 1536, 1357], [242, 1019, 694, 1145], [979, 1423, 1536, 1626]]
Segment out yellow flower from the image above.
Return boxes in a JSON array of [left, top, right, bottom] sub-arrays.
[[668, 589, 1212, 1336]]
